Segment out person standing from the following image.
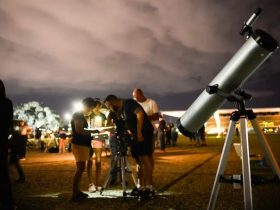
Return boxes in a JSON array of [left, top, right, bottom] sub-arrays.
[[58, 128, 67, 153], [88, 100, 106, 190], [170, 123, 178, 146], [71, 97, 98, 202], [18, 120, 30, 159], [132, 88, 159, 193], [9, 121, 26, 183], [106, 111, 118, 185], [165, 123, 172, 146], [0, 80, 16, 210], [104, 95, 154, 200], [198, 125, 206, 146], [158, 115, 166, 151]]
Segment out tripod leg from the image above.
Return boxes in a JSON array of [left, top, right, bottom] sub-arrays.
[[124, 156, 137, 187], [100, 153, 119, 194], [240, 118, 253, 210], [121, 157, 127, 196], [208, 120, 236, 210], [250, 119, 280, 178]]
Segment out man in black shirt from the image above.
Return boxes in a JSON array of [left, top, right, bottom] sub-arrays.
[[104, 95, 154, 199], [0, 80, 15, 210]]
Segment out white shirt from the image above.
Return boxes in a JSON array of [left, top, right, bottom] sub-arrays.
[[138, 98, 159, 120]]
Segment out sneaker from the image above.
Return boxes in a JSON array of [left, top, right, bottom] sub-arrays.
[[130, 187, 141, 197], [88, 184, 97, 193], [138, 189, 155, 201]]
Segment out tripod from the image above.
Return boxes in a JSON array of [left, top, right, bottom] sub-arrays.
[[207, 99, 280, 210], [100, 139, 137, 196]]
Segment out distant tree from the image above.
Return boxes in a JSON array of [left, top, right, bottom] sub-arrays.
[[13, 101, 61, 131]]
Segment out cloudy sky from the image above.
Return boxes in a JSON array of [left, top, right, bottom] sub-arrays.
[[0, 0, 279, 115]]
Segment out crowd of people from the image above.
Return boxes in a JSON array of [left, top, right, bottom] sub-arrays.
[[71, 89, 161, 201], [0, 79, 205, 209]]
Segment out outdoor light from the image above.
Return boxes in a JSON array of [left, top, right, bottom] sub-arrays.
[[64, 113, 71, 121], [93, 116, 103, 127], [72, 101, 83, 112]]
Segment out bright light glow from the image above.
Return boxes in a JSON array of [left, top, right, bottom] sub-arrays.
[[64, 112, 71, 121], [93, 116, 102, 127], [72, 101, 83, 112]]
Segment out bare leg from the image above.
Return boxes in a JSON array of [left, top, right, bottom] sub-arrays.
[[87, 160, 93, 184], [149, 155, 154, 174], [95, 162, 101, 187], [135, 158, 144, 188], [138, 155, 153, 186], [72, 161, 85, 198], [94, 148, 102, 186]]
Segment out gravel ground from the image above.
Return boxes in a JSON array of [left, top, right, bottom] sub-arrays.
[[9, 134, 280, 210]]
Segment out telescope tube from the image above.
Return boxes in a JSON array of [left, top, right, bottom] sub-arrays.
[[177, 29, 279, 137]]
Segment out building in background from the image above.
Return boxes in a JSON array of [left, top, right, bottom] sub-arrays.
[[162, 107, 280, 135]]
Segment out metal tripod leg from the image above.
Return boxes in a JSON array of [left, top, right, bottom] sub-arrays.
[[124, 156, 137, 186], [120, 156, 138, 196], [208, 120, 236, 210], [120, 156, 127, 196], [250, 119, 280, 178], [240, 118, 253, 210], [101, 152, 137, 196], [100, 153, 119, 194]]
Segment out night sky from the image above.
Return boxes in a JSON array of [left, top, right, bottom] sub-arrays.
[[1, 0, 279, 115]]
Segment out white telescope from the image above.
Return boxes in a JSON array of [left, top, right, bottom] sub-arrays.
[[177, 9, 279, 137]]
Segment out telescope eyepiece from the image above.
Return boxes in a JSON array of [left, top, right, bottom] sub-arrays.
[[240, 8, 263, 37], [254, 8, 262, 16]]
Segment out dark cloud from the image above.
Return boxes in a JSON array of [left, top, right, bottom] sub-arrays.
[[0, 0, 279, 113]]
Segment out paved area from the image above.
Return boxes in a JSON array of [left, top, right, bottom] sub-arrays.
[[9, 134, 280, 210]]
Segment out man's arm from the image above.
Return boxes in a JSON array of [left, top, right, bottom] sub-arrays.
[[135, 108, 144, 142], [148, 112, 160, 121]]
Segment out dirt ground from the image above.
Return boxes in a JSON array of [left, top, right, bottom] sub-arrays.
[[9, 134, 280, 210]]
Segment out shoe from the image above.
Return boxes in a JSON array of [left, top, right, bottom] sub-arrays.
[[138, 189, 155, 201], [96, 186, 102, 191], [130, 187, 141, 197], [71, 191, 88, 202], [88, 184, 97, 193]]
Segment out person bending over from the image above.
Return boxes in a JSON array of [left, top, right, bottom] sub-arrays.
[[104, 95, 155, 200]]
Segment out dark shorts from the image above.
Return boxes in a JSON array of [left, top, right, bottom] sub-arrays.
[[131, 134, 153, 158]]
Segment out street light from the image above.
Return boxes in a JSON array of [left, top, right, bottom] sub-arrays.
[[64, 113, 71, 121], [72, 101, 83, 112]]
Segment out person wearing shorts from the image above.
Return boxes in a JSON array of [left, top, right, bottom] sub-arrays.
[[104, 95, 154, 200], [71, 97, 98, 202], [88, 100, 106, 189]]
